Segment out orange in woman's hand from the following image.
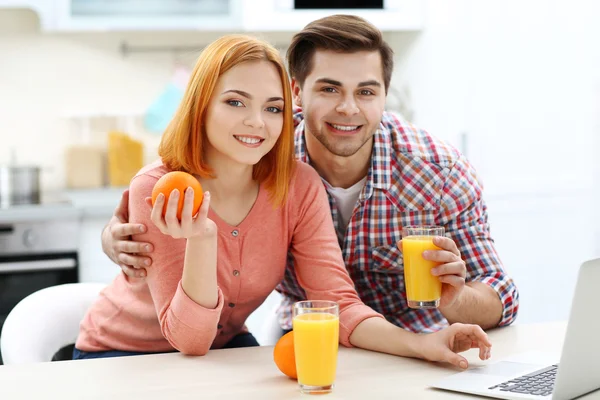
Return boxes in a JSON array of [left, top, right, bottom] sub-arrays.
[[273, 331, 297, 380], [151, 171, 203, 220]]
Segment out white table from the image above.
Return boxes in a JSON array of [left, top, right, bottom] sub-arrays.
[[0, 321, 598, 399]]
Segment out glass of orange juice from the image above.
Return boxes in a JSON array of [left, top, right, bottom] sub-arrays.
[[292, 300, 339, 394], [400, 226, 445, 309]]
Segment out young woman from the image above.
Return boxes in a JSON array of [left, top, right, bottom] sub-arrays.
[[74, 35, 492, 370]]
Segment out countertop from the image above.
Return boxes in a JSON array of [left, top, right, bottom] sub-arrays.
[[3, 322, 598, 400], [0, 187, 125, 222]]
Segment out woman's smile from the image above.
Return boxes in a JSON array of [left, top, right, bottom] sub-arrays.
[[234, 134, 265, 148]]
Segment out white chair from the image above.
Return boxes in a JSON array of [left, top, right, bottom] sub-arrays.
[[1, 282, 106, 365], [258, 303, 285, 346], [244, 290, 283, 346]]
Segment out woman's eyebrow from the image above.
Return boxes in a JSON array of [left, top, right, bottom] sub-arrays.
[[222, 89, 252, 99], [222, 90, 283, 103]]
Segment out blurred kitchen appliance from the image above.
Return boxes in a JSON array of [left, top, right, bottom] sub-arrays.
[[63, 112, 145, 189], [107, 131, 144, 187], [295, 0, 383, 8], [245, 0, 422, 32], [64, 114, 107, 190], [65, 146, 105, 189], [70, 0, 229, 16], [0, 218, 80, 365], [0, 166, 42, 208]]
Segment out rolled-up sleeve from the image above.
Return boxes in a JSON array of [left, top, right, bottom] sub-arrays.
[[438, 155, 519, 326], [288, 164, 383, 347], [129, 174, 223, 355]]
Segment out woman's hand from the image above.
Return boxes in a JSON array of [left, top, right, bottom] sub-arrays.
[[417, 323, 492, 369], [149, 188, 216, 240]]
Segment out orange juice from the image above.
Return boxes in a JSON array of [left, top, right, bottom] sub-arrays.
[[292, 313, 339, 387], [401, 235, 442, 305]]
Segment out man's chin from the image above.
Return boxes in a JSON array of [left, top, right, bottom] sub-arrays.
[[323, 137, 373, 158], [324, 144, 365, 158]]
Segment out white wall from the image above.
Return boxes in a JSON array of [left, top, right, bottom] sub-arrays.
[[396, 0, 600, 184]]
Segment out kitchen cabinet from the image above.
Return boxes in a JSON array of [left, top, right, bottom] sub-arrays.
[[63, 188, 123, 284], [53, 0, 244, 32], [0, 0, 245, 32], [78, 216, 120, 284]]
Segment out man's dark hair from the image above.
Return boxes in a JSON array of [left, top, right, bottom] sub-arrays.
[[287, 14, 394, 92]]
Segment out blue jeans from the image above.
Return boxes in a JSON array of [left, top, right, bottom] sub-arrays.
[[72, 332, 260, 360]]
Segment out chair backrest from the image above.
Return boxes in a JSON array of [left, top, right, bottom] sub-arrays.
[[1, 282, 106, 365]]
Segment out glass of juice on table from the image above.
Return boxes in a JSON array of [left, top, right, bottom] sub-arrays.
[[293, 300, 339, 394], [400, 226, 445, 309]]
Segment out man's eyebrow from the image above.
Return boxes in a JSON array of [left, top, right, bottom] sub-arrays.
[[315, 78, 342, 86], [358, 80, 382, 88], [314, 78, 382, 88], [222, 89, 252, 99]]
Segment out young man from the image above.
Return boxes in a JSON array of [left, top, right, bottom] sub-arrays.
[[102, 15, 519, 334]]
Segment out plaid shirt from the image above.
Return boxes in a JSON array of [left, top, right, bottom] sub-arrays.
[[276, 110, 519, 332]]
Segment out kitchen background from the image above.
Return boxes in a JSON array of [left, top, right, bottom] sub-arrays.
[[1, 0, 599, 352]]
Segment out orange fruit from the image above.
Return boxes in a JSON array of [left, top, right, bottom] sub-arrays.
[[273, 331, 297, 380], [151, 171, 203, 220]]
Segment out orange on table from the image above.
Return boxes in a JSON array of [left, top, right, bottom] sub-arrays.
[[151, 171, 203, 220], [273, 331, 297, 380]]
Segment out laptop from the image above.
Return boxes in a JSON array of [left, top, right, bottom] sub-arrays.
[[431, 258, 600, 400]]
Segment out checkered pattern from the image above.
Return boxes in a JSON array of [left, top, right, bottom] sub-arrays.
[[276, 110, 519, 332]]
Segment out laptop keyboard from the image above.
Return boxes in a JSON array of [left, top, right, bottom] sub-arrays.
[[488, 364, 558, 397]]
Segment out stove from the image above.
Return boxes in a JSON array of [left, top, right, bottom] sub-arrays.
[[0, 205, 81, 364]]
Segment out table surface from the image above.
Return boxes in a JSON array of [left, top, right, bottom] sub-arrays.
[[0, 321, 597, 400]]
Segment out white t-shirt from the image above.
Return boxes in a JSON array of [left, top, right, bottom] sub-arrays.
[[324, 176, 368, 235]]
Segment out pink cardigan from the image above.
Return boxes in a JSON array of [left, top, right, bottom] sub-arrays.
[[76, 160, 381, 355]]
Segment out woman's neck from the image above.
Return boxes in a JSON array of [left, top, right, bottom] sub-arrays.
[[197, 153, 260, 227], [198, 153, 257, 202]]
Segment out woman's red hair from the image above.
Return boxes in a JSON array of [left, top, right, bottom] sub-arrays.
[[158, 35, 295, 207]]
